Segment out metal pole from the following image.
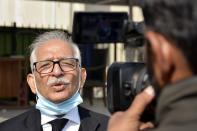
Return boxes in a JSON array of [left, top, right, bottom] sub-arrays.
[[12, 22, 17, 55], [129, 0, 133, 20], [114, 43, 117, 62]]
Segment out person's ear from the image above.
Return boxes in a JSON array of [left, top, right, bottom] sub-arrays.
[[27, 73, 37, 94], [79, 68, 87, 89], [146, 31, 174, 83]]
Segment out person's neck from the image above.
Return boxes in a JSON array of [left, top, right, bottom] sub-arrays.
[[170, 49, 194, 84], [171, 61, 193, 84], [56, 114, 65, 118]]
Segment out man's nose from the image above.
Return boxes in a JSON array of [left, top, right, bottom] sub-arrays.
[[52, 63, 63, 76]]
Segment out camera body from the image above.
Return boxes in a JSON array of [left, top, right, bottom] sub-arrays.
[[107, 62, 149, 113], [72, 12, 151, 117]]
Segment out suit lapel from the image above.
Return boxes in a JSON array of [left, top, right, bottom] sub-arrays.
[[78, 106, 100, 131], [24, 108, 43, 131]]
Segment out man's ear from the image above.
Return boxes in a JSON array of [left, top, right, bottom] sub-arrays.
[[79, 68, 87, 89], [145, 31, 175, 86], [146, 31, 173, 73], [27, 73, 37, 94]]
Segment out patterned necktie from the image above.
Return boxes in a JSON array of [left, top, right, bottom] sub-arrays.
[[48, 118, 68, 131]]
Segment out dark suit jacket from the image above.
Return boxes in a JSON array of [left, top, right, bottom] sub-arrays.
[[0, 106, 109, 131]]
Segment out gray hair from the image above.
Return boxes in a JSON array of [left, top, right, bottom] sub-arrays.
[[29, 30, 81, 73]]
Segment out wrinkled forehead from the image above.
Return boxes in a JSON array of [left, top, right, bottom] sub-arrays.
[[35, 39, 74, 61]]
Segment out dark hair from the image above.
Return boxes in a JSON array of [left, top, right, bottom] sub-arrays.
[[141, 0, 197, 74]]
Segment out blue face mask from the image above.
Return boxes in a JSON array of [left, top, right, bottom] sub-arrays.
[[34, 75, 83, 116], [36, 91, 83, 115]]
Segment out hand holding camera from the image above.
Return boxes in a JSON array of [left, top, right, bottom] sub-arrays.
[[107, 86, 155, 131]]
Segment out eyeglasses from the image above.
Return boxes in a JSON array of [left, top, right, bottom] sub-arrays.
[[33, 58, 79, 74]]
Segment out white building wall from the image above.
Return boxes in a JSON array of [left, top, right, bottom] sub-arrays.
[[0, 0, 15, 26], [68, 3, 85, 32], [85, 4, 109, 12], [0, 0, 85, 30]]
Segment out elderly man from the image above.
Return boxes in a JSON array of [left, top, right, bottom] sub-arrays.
[[0, 31, 109, 131], [108, 0, 197, 131]]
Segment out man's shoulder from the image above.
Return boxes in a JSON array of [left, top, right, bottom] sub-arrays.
[[78, 106, 109, 121], [0, 108, 41, 130], [0, 108, 36, 124], [78, 106, 109, 131]]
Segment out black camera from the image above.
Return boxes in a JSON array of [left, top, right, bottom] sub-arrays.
[[107, 62, 149, 113], [107, 62, 156, 122], [72, 12, 154, 121]]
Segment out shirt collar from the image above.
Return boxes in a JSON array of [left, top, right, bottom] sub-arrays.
[[41, 106, 80, 125]]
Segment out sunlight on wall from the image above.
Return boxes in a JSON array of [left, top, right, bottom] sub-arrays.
[[132, 6, 144, 22], [0, 0, 85, 30]]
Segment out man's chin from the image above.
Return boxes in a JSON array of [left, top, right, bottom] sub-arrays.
[[50, 98, 67, 104], [48, 94, 71, 104]]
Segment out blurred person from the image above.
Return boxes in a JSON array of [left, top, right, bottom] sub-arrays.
[[0, 30, 109, 131], [108, 0, 197, 131]]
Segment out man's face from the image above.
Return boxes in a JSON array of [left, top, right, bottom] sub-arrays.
[[30, 39, 84, 103]]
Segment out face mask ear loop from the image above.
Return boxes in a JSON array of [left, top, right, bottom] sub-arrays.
[[33, 74, 39, 102], [77, 67, 82, 93]]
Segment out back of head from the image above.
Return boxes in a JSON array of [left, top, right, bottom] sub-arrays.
[[142, 0, 197, 74]]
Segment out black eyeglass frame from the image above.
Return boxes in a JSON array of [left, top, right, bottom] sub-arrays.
[[33, 58, 80, 74]]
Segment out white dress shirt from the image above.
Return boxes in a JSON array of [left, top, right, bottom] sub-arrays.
[[41, 106, 80, 131]]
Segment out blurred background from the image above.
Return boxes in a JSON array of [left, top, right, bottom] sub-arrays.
[[0, 0, 144, 122]]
